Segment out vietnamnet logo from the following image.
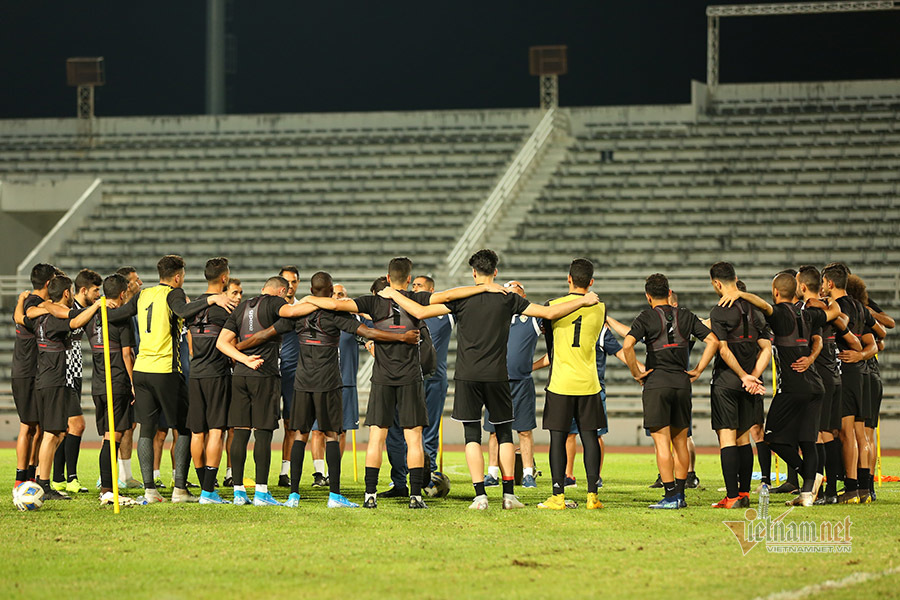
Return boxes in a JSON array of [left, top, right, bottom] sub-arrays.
[[723, 499, 853, 555]]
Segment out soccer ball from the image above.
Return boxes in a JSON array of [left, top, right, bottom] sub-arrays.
[[13, 481, 44, 511], [425, 471, 450, 498]]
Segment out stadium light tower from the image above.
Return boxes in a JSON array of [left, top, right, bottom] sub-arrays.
[[66, 57, 104, 119], [529, 45, 567, 110]]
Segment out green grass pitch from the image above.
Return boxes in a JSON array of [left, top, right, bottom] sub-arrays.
[[2, 449, 900, 599]]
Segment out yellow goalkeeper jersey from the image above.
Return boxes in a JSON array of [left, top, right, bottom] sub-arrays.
[[546, 293, 606, 396], [133, 284, 184, 374]]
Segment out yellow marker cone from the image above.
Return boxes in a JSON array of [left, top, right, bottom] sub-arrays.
[[100, 297, 120, 514], [438, 416, 444, 473]]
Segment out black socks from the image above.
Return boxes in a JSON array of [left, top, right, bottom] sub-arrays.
[[253, 430, 273, 486], [756, 440, 771, 484], [326, 440, 341, 495], [549, 430, 567, 495], [720, 446, 740, 499], [230, 429, 251, 486], [738, 444, 754, 494], [290, 440, 307, 494], [202, 466, 218, 493], [473, 481, 486, 497], [365, 466, 379, 495], [65, 434, 81, 481]]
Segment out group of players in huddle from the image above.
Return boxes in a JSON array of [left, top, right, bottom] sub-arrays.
[[9, 249, 892, 510]]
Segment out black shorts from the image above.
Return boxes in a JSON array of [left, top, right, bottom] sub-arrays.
[[366, 382, 427, 429], [542, 390, 607, 433], [820, 378, 842, 432], [865, 373, 883, 429], [93, 390, 132, 436], [452, 380, 512, 424], [860, 374, 873, 427], [12, 377, 38, 424], [840, 370, 864, 421], [133, 372, 190, 434], [642, 387, 691, 431], [293, 388, 343, 434], [710, 386, 756, 433], [229, 375, 281, 431], [188, 376, 231, 433], [66, 387, 83, 418], [753, 394, 765, 428], [484, 378, 537, 433], [36, 386, 68, 432], [765, 392, 822, 445]]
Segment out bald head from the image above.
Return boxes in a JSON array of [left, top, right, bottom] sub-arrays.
[[333, 284, 348, 299]]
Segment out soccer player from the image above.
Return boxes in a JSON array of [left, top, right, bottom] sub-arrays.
[[821, 263, 878, 503], [707, 262, 771, 509], [113, 266, 144, 489], [48, 269, 101, 494], [185, 258, 235, 504], [304, 257, 497, 509], [484, 280, 539, 489], [277, 265, 301, 488], [622, 273, 718, 509], [215, 275, 317, 506], [333, 283, 364, 455], [284, 272, 418, 508], [11, 264, 58, 488], [534, 259, 607, 510], [106, 255, 238, 503], [88, 274, 138, 505], [16, 275, 102, 500], [221, 277, 243, 487], [797, 266, 853, 503], [382, 250, 598, 510], [411, 275, 454, 496], [844, 274, 887, 501], [719, 273, 846, 506]]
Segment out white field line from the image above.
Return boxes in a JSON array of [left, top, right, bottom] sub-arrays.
[[755, 565, 900, 600]]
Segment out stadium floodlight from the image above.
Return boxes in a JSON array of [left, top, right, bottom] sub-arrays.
[[705, 2, 900, 88], [529, 45, 567, 110], [66, 57, 105, 119]]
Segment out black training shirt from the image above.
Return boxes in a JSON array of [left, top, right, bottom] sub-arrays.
[[445, 292, 531, 382], [766, 302, 827, 395], [32, 314, 72, 390], [354, 291, 430, 386], [628, 305, 711, 390], [89, 311, 135, 396], [224, 295, 294, 378], [293, 309, 363, 392], [710, 300, 768, 391], [12, 294, 45, 379], [186, 293, 232, 379]]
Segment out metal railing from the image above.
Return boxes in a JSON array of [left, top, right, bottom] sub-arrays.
[[443, 108, 559, 278]]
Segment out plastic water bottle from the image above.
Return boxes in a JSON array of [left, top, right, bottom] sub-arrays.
[[759, 483, 769, 519], [134, 495, 150, 505]]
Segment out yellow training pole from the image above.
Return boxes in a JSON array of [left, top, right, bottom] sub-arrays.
[[438, 416, 444, 473], [771, 356, 778, 484], [877, 422, 883, 488], [100, 297, 120, 514], [352, 430, 358, 482]]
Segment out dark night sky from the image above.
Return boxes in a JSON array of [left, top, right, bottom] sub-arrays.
[[2, 1, 900, 119]]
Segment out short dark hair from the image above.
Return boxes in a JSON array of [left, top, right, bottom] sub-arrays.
[[370, 276, 389, 294], [310, 271, 333, 295], [736, 280, 747, 292], [227, 277, 242, 289], [264, 275, 289, 292], [414, 275, 435, 288], [279, 265, 300, 279], [48, 275, 73, 302], [74, 269, 102, 293], [709, 261, 736, 282], [569, 258, 594, 289], [204, 257, 230, 282], [777, 268, 798, 278], [846, 274, 868, 306], [103, 273, 129, 299], [797, 265, 821, 294], [30, 263, 57, 290], [822, 262, 849, 290], [157, 255, 185, 280], [116, 266, 136, 278], [645, 273, 669, 300], [388, 257, 413, 283], [468, 249, 499, 276], [773, 273, 797, 299]]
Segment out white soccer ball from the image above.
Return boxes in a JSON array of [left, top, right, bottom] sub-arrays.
[[13, 481, 44, 511]]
